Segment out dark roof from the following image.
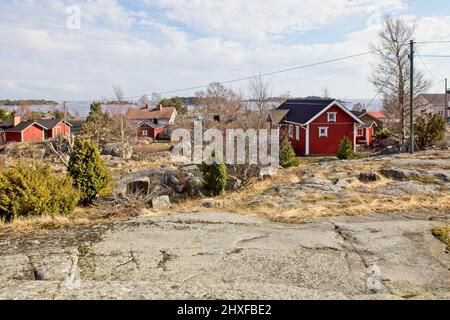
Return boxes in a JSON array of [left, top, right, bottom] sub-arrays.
[[138, 121, 166, 129], [35, 119, 71, 129], [418, 93, 450, 106], [275, 99, 334, 124], [0, 122, 12, 129], [67, 119, 85, 127], [350, 110, 366, 117], [4, 119, 71, 132], [5, 120, 40, 132]]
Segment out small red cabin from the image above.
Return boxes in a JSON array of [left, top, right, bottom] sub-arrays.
[[136, 121, 165, 140], [2, 118, 72, 143]]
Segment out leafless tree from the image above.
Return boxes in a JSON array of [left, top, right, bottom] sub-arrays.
[[137, 95, 151, 108], [322, 87, 331, 99], [370, 16, 430, 144]]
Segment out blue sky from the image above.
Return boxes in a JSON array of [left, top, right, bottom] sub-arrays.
[[0, 0, 449, 101]]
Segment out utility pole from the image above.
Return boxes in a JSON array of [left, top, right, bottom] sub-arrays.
[[409, 40, 415, 154], [63, 100, 67, 121], [445, 78, 448, 123]]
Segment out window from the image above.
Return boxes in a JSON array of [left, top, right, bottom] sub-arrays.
[[296, 126, 300, 140], [357, 129, 364, 136], [318, 127, 328, 138], [288, 125, 293, 138], [142, 130, 148, 136], [327, 112, 337, 123]]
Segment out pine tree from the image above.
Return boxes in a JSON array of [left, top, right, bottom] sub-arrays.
[[279, 139, 299, 168], [68, 138, 111, 203], [337, 136, 355, 160], [201, 150, 228, 196]]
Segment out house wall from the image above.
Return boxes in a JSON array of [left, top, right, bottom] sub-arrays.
[[308, 105, 356, 155], [356, 127, 373, 145], [5, 132, 22, 142], [137, 124, 164, 139], [50, 122, 71, 138], [23, 124, 44, 142], [287, 124, 306, 155]]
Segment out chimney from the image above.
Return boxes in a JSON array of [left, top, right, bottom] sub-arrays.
[[159, 104, 163, 111], [13, 115, 21, 127]]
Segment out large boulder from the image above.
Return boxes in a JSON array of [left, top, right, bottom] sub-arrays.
[[186, 177, 205, 196], [101, 143, 133, 160], [152, 196, 171, 209], [127, 177, 150, 195], [359, 172, 381, 182]]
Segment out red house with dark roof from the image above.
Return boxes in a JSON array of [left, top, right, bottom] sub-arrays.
[[269, 99, 365, 156], [125, 104, 177, 140], [2, 116, 71, 143]]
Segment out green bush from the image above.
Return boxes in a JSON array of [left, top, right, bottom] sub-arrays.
[[337, 136, 355, 160], [279, 139, 299, 168], [201, 151, 228, 196], [415, 113, 446, 150], [68, 138, 111, 203], [374, 128, 390, 140], [0, 162, 80, 222]]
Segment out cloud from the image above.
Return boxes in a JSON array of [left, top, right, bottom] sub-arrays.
[[152, 0, 406, 41], [0, 0, 449, 101]]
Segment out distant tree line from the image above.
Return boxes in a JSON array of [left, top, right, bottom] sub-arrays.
[[0, 99, 58, 106]]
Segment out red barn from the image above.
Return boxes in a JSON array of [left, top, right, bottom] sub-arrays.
[[269, 99, 364, 156]]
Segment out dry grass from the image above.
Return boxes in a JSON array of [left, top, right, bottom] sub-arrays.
[[0, 193, 151, 235], [432, 226, 450, 248], [167, 150, 450, 223]]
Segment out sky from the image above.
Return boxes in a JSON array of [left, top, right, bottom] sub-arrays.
[[0, 0, 449, 102]]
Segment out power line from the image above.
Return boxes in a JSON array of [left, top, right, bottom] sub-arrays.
[[417, 55, 450, 58], [415, 40, 450, 44], [366, 72, 395, 109], [415, 48, 439, 81], [124, 50, 375, 99]]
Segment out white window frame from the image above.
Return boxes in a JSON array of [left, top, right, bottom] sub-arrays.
[[296, 126, 300, 141], [288, 125, 293, 138], [318, 127, 328, 138], [327, 112, 337, 123], [357, 129, 364, 136], [142, 130, 148, 136]]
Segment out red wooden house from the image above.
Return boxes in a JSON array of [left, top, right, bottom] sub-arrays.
[[2, 117, 71, 143], [269, 99, 365, 156], [136, 121, 166, 140]]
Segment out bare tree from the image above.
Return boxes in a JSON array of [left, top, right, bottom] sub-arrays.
[[370, 16, 430, 144], [105, 85, 135, 158], [322, 87, 331, 99], [137, 95, 150, 108]]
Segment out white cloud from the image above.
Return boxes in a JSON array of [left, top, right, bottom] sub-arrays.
[[152, 0, 406, 41], [0, 0, 449, 102]]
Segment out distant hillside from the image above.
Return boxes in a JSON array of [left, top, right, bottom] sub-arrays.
[[0, 99, 58, 106]]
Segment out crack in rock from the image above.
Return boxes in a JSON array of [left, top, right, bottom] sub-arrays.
[[236, 234, 269, 245], [157, 250, 177, 271], [113, 250, 141, 271], [26, 255, 43, 281], [333, 223, 393, 296]]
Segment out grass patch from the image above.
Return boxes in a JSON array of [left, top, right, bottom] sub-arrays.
[[432, 227, 450, 248], [409, 175, 437, 184]]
